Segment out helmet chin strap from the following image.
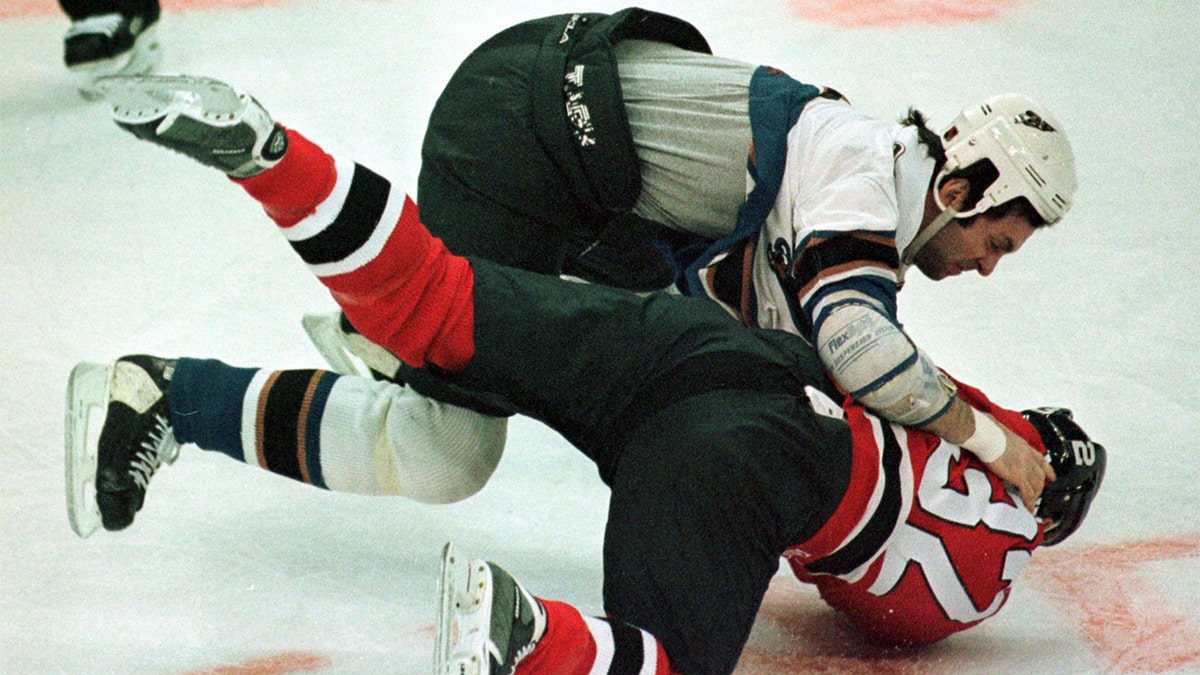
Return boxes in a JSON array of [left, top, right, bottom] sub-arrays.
[[898, 206, 957, 285]]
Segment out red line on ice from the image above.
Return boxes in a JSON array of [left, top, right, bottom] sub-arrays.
[[787, 0, 1030, 27], [1029, 532, 1200, 673], [176, 650, 332, 675], [1, 0, 287, 20]]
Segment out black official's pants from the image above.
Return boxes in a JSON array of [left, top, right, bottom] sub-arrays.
[[412, 259, 852, 674], [408, 10, 849, 671], [58, 0, 158, 21]]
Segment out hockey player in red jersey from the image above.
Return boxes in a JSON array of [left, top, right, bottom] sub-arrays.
[[788, 398, 1102, 647], [67, 75, 1105, 674]]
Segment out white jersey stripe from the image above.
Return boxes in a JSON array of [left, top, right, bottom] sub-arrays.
[[824, 414, 889, 583], [638, 627, 658, 675], [582, 615, 616, 675], [240, 368, 275, 467], [280, 155, 357, 242]]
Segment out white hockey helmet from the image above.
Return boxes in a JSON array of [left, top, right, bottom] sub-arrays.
[[934, 93, 1077, 225]]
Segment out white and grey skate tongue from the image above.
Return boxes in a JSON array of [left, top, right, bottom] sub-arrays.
[[96, 74, 249, 127]]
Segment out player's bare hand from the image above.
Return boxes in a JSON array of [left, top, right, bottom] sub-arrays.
[[984, 423, 1056, 512]]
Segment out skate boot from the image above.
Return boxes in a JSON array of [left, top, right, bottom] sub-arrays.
[[301, 311, 401, 381], [64, 10, 161, 99], [435, 543, 548, 675], [96, 74, 288, 178], [66, 355, 180, 538]]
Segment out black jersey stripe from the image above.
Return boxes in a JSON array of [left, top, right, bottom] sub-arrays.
[[289, 163, 391, 266], [790, 232, 899, 295], [607, 618, 648, 675], [805, 422, 904, 576], [259, 369, 323, 485]]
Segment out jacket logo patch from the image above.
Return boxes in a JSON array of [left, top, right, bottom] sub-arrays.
[[768, 237, 796, 283], [564, 65, 596, 147], [559, 14, 581, 44]]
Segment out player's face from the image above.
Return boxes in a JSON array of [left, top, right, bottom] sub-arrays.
[[914, 212, 1036, 281]]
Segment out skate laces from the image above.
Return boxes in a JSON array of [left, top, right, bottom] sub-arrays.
[[513, 642, 538, 665], [66, 13, 124, 39], [129, 412, 178, 489], [507, 588, 546, 669]]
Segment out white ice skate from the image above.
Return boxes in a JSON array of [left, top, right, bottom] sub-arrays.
[[65, 12, 161, 99], [65, 356, 180, 538], [435, 543, 547, 675], [96, 74, 287, 177], [302, 311, 401, 380]]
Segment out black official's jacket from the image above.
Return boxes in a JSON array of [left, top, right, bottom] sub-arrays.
[[416, 8, 710, 289]]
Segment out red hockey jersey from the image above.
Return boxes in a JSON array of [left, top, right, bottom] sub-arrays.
[[787, 380, 1046, 646]]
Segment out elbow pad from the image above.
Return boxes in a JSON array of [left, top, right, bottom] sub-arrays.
[[816, 303, 955, 426]]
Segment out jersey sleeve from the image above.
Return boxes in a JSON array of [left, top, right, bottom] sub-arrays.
[[757, 134, 954, 427], [782, 173, 902, 338]]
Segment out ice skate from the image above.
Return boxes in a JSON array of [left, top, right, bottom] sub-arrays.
[[435, 543, 547, 675], [66, 355, 180, 538], [64, 11, 161, 100], [302, 311, 401, 381], [96, 74, 288, 177]]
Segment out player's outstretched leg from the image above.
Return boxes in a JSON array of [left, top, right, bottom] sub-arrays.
[[95, 74, 288, 178], [302, 311, 402, 381], [66, 355, 180, 538], [436, 543, 547, 675], [64, 10, 161, 99]]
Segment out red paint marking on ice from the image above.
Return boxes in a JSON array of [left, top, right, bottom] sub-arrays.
[[176, 650, 332, 675], [163, 0, 289, 9], [1, 0, 287, 20], [735, 573, 930, 674], [788, 0, 1030, 27], [1029, 533, 1200, 673]]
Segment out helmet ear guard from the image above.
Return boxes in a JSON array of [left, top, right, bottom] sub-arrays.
[[1022, 407, 1107, 547], [934, 94, 1077, 226]]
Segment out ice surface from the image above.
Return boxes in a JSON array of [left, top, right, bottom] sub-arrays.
[[2, 0, 1197, 672]]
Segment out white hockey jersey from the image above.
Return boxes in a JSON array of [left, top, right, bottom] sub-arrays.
[[698, 96, 937, 341]]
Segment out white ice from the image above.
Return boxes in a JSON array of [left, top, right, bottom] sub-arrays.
[[2, 0, 1198, 673]]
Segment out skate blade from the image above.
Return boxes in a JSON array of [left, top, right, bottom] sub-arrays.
[[434, 543, 489, 675], [64, 362, 111, 538], [72, 25, 161, 100], [302, 313, 371, 377], [435, 543, 464, 673], [96, 73, 247, 127]]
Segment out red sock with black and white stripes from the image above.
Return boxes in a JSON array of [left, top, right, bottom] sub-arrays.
[[516, 600, 676, 675], [232, 128, 476, 373]]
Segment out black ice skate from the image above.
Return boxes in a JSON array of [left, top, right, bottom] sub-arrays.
[[301, 311, 402, 381], [435, 543, 548, 675], [96, 74, 288, 178], [66, 355, 180, 538], [64, 11, 161, 99]]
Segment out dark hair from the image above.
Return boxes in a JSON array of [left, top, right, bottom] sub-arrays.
[[903, 108, 1047, 229], [902, 108, 945, 168]]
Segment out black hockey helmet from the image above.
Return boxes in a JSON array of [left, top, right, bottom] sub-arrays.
[[1023, 407, 1107, 547]]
